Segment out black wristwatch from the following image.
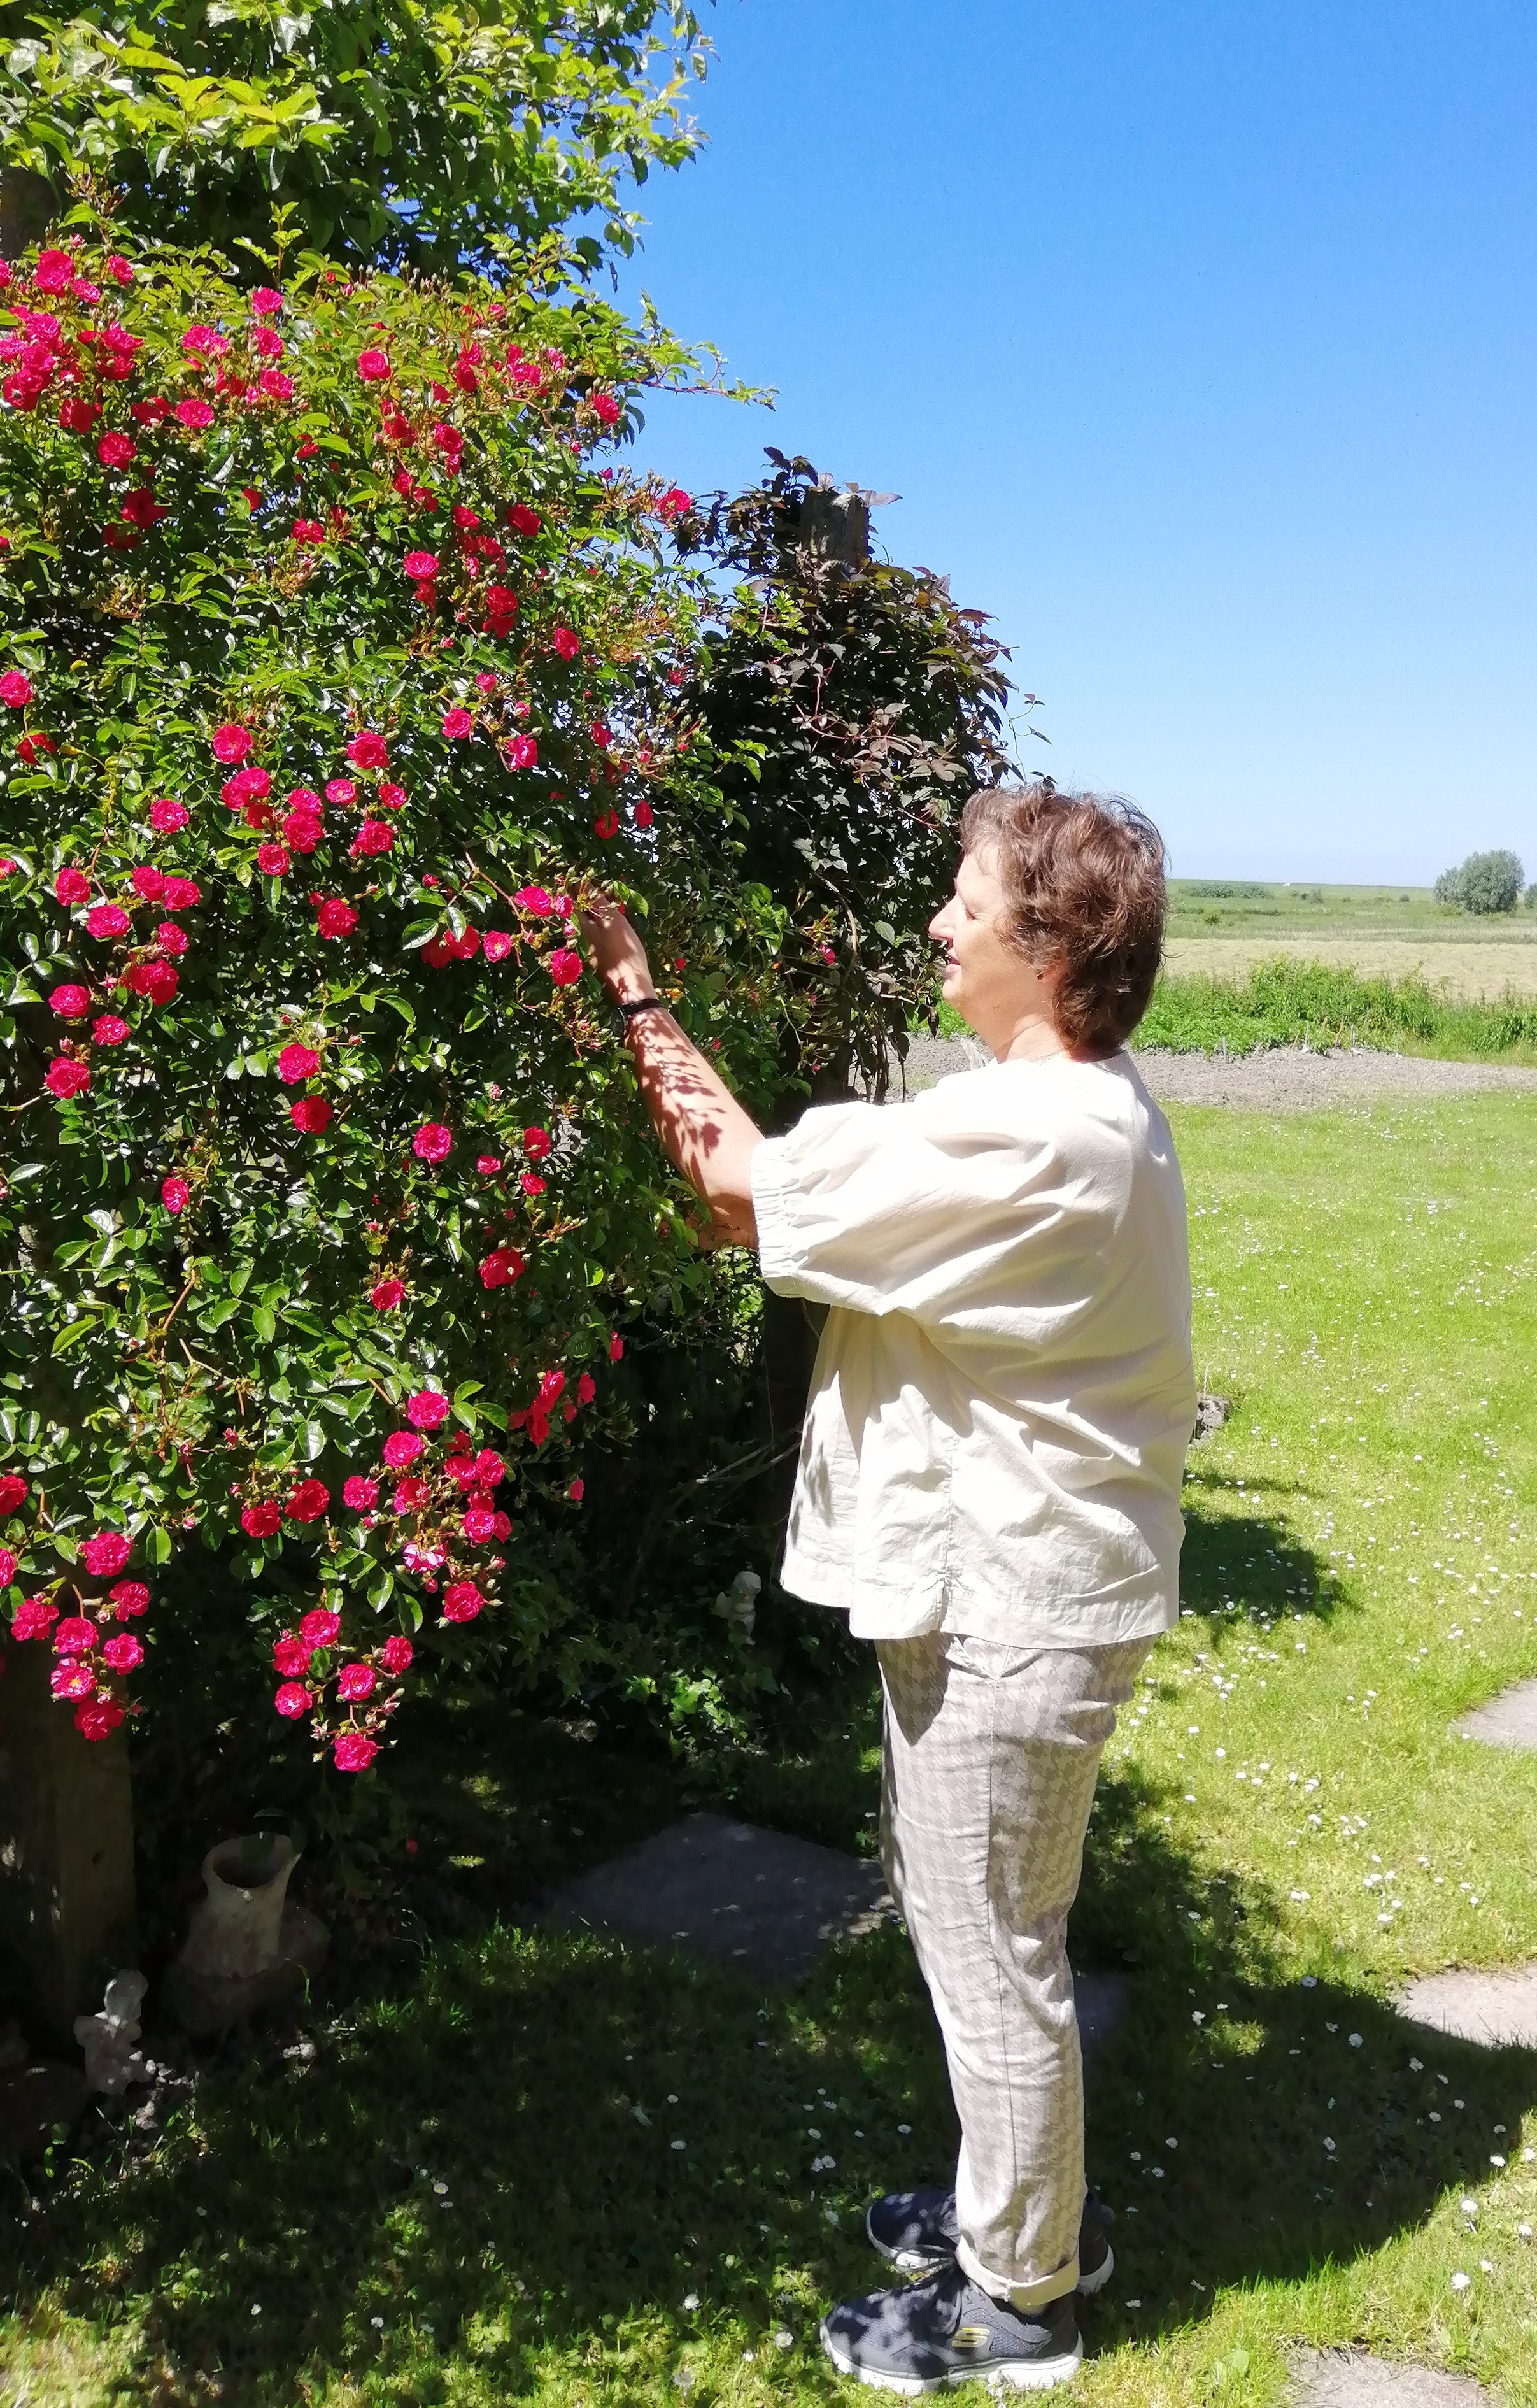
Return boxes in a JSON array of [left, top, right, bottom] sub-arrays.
[[618, 995, 667, 1027]]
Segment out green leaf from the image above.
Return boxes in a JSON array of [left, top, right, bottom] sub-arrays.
[[52, 1316, 100, 1354]]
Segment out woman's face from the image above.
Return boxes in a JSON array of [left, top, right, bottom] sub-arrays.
[[928, 846, 1063, 1054]]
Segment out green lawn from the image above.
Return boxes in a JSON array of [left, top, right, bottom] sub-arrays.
[[4, 1095, 1537, 2406]]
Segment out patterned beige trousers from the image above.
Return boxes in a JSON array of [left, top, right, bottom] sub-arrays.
[[877, 1630, 1151, 2311]]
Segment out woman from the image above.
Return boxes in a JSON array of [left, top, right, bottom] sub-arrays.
[[583, 782, 1195, 2392]]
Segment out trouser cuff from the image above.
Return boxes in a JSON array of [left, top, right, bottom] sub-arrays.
[[956, 2233, 1079, 2314]]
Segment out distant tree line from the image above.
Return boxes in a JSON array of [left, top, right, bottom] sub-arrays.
[[1434, 849, 1529, 915]]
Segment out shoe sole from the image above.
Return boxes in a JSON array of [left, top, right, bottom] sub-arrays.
[[821, 2323, 1084, 2392], [866, 2211, 1114, 2303]]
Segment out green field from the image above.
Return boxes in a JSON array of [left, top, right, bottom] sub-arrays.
[[1166, 881, 1534, 943], [4, 1096, 1537, 2407]]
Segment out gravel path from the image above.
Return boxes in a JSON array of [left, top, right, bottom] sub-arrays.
[[893, 1036, 1537, 1110]]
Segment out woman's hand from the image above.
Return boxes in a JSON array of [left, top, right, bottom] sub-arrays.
[[579, 897, 656, 1008], [578, 895, 762, 1250]]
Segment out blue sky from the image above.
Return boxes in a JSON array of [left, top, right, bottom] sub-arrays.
[[614, 0, 1537, 883]]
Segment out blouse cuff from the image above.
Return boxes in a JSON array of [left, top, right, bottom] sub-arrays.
[[749, 1135, 804, 1295]]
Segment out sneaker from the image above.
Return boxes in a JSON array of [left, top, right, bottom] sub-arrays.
[[821, 2260, 1082, 2393], [865, 2187, 1114, 2296]]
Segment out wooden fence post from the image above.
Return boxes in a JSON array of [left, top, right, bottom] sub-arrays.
[[0, 1637, 138, 2041]]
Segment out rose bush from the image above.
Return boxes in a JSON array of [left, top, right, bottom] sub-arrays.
[[0, 224, 784, 1771]]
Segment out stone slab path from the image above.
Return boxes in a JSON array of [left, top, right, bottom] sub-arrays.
[[1454, 1680, 1537, 1751], [549, 1812, 893, 1985], [549, 1813, 1128, 2058], [1397, 1965, 1537, 2049], [889, 1037, 1537, 1111], [1291, 2348, 1493, 2407]]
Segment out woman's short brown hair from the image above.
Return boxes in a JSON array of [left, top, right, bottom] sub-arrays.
[[958, 783, 1166, 1056]]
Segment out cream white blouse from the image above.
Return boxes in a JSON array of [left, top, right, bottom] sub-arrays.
[[749, 1050, 1196, 1646]]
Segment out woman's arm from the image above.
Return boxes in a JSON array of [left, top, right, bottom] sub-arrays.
[[580, 901, 763, 1250]]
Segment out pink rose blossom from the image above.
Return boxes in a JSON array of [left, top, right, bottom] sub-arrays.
[[514, 885, 553, 916], [337, 1661, 376, 1702], [97, 431, 136, 469], [273, 1634, 313, 1676], [53, 1663, 96, 1700], [506, 502, 541, 536], [351, 818, 393, 855], [102, 1632, 143, 1673], [250, 287, 284, 316], [50, 984, 91, 1018], [569, 1479, 585, 1502], [347, 730, 388, 769], [381, 1431, 424, 1470], [149, 796, 188, 832], [55, 866, 91, 905], [609, 1332, 625, 1362], [75, 1697, 125, 1740], [413, 1122, 452, 1163], [381, 1634, 413, 1675], [46, 1060, 90, 1099], [334, 1732, 378, 1772], [160, 1175, 190, 1215], [277, 1042, 321, 1084], [300, 1607, 342, 1646], [285, 1478, 330, 1524], [274, 1680, 311, 1718], [81, 1531, 131, 1578], [11, 1597, 58, 1642], [441, 1580, 483, 1624], [0, 1475, 29, 1516], [479, 1247, 524, 1290], [110, 1580, 149, 1619], [406, 1388, 450, 1431], [403, 550, 439, 580], [357, 350, 391, 381], [476, 1155, 502, 1175], [551, 626, 580, 660], [290, 1095, 333, 1133], [54, 1614, 97, 1655], [161, 875, 201, 909], [342, 1476, 379, 1511], [549, 948, 583, 986], [483, 930, 513, 962], [462, 1502, 497, 1542], [591, 392, 621, 426], [316, 898, 357, 938], [0, 1549, 15, 1586], [370, 1278, 406, 1311], [507, 734, 538, 770], [155, 922, 188, 955], [131, 865, 166, 899], [634, 801, 654, 830], [85, 904, 130, 939], [0, 669, 34, 706], [241, 1500, 281, 1539], [442, 707, 474, 739], [523, 1125, 553, 1161], [257, 843, 290, 876], [211, 722, 253, 764]]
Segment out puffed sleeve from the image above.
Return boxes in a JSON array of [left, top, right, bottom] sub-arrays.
[[750, 1073, 1118, 1330]]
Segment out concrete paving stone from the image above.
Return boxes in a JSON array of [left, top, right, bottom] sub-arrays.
[[1454, 1680, 1537, 1752], [1396, 1964, 1537, 2049], [1291, 2350, 1493, 2407], [549, 1812, 893, 1985]]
